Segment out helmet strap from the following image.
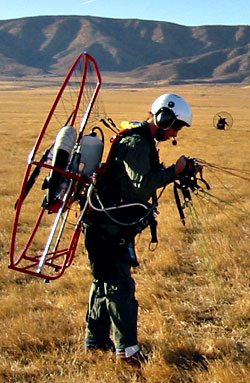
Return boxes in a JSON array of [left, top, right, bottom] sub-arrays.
[[155, 119, 177, 142], [156, 127, 165, 142]]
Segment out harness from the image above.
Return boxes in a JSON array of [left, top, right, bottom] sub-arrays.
[[85, 126, 211, 244], [86, 123, 160, 245]]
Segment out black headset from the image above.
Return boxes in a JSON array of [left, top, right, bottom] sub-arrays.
[[155, 107, 176, 128]]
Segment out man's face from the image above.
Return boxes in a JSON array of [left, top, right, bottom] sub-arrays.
[[159, 122, 184, 142]]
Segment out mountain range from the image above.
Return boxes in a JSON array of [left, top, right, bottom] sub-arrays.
[[0, 15, 250, 85]]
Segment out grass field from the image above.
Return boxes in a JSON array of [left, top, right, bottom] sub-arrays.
[[0, 81, 249, 382]]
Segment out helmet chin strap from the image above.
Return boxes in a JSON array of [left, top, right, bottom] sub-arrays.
[[155, 127, 165, 142], [155, 119, 177, 144]]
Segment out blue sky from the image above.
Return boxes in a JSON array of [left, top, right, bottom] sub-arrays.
[[1, 0, 250, 26]]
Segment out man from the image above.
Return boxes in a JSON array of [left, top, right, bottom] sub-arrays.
[[83, 93, 198, 366]]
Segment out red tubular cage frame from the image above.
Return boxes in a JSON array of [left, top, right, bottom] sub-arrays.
[[9, 52, 102, 280]]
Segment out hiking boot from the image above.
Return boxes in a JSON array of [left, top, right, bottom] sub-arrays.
[[116, 346, 148, 367]]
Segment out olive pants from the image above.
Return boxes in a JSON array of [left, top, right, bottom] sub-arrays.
[[84, 224, 138, 350]]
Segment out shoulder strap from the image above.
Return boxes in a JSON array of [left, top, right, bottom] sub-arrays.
[[97, 122, 157, 179]]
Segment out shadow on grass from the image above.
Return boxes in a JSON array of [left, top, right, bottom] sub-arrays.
[[164, 348, 208, 371]]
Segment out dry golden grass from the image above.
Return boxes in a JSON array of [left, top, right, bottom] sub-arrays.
[[0, 82, 249, 382]]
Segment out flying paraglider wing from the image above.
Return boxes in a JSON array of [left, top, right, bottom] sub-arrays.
[[9, 52, 104, 280]]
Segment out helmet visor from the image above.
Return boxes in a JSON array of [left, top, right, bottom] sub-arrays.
[[172, 119, 189, 130]]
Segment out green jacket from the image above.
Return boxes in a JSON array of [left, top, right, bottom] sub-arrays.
[[98, 121, 176, 206]]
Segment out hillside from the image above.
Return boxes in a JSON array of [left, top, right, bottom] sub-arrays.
[[0, 15, 250, 84]]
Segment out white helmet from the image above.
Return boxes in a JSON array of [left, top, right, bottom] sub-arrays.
[[151, 93, 193, 127]]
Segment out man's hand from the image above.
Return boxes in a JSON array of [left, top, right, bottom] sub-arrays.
[[175, 156, 203, 176], [175, 156, 187, 175]]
